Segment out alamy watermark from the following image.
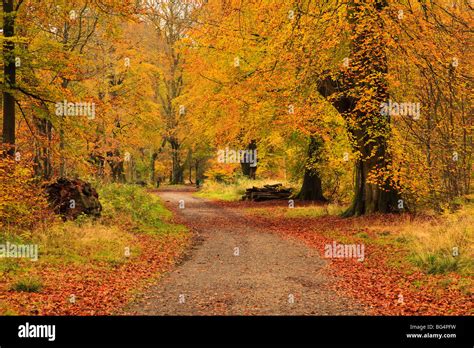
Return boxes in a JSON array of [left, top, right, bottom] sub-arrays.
[[18, 322, 55, 341], [55, 100, 96, 120], [217, 147, 257, 167], [0, 242, 38, 261], [324, 241, 365, 262], [380, 100, 420, 120]]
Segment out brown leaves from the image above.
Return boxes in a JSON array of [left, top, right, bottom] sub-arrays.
[[234, 202, 473, 316], [0, 233, 189, 315]]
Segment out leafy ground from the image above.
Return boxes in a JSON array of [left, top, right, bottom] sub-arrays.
[[212, 199, 473, 315], [1, 183, 471, 316], [0, 184, 190, 315], [125, 187, 366, 315]]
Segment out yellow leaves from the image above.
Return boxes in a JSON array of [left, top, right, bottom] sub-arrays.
[[0, 159, 50, 230]]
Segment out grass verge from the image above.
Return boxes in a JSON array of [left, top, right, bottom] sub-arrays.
[[0, 183, 189, 315]]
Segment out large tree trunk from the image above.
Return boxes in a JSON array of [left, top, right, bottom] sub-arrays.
[[319, 0, 400, 216], [296, 135, 327, 201], [346, 127, 399, 216], [345, 0, 400, 216], [2, 0, 16, 157], [240, 140, 257, 179]]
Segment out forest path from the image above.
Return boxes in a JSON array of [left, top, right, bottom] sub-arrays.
[[124, 188, 365, 315]]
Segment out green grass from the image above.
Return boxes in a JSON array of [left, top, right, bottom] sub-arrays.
[[0, 258, 20, 274], [0, 301, 18, 315], [194, 181, 247, 201], [399, 210, 474, 276], [11, 276, 43, 293], [0, 182, 191, 315], [0, 183, 188, 273], [98, 183, 186, 235], [409, 251, 472, 275], [33, 221, 135, 266], [244, 204, 347, 219], [100, 184, 171, 221], [285, 204, 346, 218]]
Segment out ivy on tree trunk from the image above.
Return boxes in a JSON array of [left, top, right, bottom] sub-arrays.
[[318, 0, 400, 216]]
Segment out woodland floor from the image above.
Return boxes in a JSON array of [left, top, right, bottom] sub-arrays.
[[3, 186, 470, 315], [124, 187, 366, 315]]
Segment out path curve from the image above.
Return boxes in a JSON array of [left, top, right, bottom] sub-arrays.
[[125, 189, 365, 315]]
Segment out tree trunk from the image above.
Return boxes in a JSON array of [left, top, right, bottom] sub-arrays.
[[150, 152, 158, 183], [108, 150, 126, 183], [2, 0, 16, 157], [34, 117, 53, 179], [170, 138, 183, 184], [59, 121, 65, 177], [296, 135, 327, 201], [188, 161, 193, 184], [113, 161, 126, 183], [318, 0, 400, 216], [195, 160, 199, 183], [345, 130, 399, 216], [240, 140, 257, 179], [89, 152, 105, 178], [346, 0, 400, 216]]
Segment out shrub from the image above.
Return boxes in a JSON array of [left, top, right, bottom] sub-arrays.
[[97, 183, 181, 235], [0, 158, 51, 231], [11, 276, 43, 293]]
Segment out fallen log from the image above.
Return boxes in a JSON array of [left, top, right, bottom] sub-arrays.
[[242, 183, 293, 201]]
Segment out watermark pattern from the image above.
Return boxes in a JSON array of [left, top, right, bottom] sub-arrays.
[[0, 242, 38, 261], [288, 10, 295, 20], [324, 241, 364, 262], [342, 57, 350, 68], [55, 100, 96, 120], [217, 147, 257, 167], [18, 322, 55, 341], [380, 100, 420, 120]]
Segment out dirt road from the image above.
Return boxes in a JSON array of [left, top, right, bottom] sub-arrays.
[[125, 189, 365, 315]]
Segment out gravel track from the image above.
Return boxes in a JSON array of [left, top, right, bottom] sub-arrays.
[[125, 189, 365, 315]]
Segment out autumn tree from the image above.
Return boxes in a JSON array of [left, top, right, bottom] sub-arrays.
[[143, 0, 194, 184], [1, 0, 22, 157], [314, 0, 399, 215]]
